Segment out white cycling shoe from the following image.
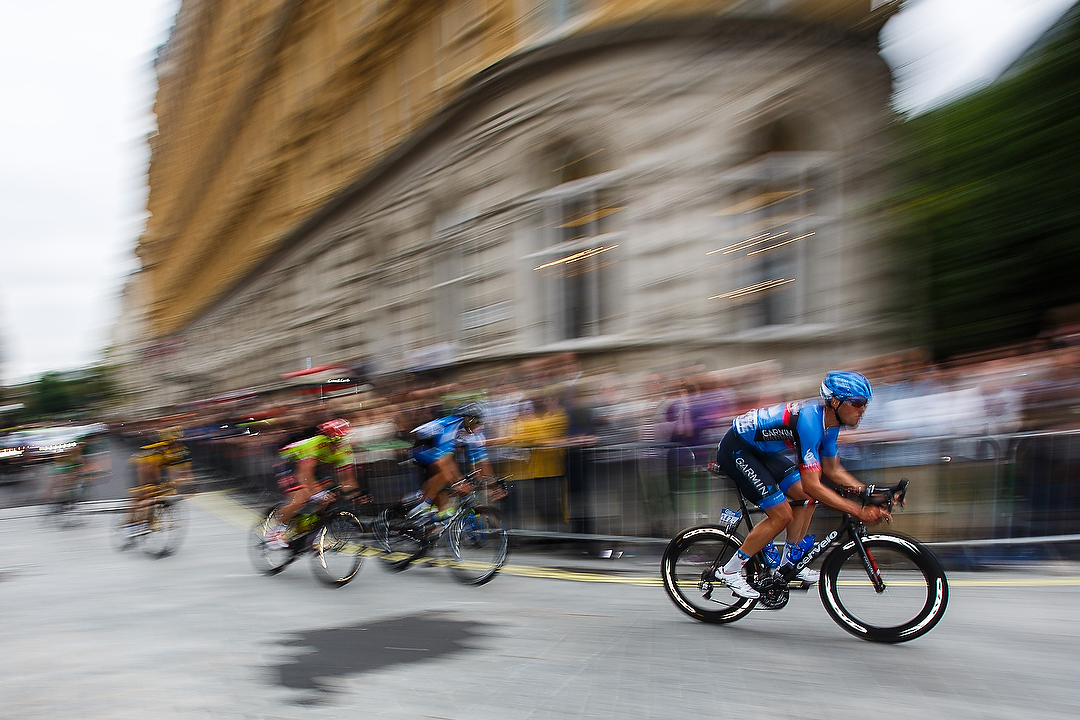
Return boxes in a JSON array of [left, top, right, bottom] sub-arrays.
[[264, 524, 289, 550], [794, 566, 819, 583], [714, 569, 760, 599]]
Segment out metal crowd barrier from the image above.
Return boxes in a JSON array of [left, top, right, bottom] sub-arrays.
[[185, 431, 1080, 547]]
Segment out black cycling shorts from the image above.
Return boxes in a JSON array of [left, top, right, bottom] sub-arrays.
[[716, 428, 801, 509]]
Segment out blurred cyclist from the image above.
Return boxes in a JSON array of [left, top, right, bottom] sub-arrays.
[[712, 371, 890, 599], [409, 402, 493, 524], [125, 427, 191, 536], [45, 443, 85, 506], [265, 418, 360, 548]]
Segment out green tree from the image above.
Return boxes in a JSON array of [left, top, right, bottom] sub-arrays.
[[32, 373, 75, 417], [13, 366, 118, 423], [891, 3, 1080, 359]]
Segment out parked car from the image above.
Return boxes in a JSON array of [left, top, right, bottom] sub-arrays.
[[0, 431, 35, 479]]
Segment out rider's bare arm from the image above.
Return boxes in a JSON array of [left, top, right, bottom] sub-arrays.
[[168, 462, 193, 489], [338, 462, 358, 491], [295, 458, 317, 488], [822, 456, 906, 509], [820, 456, 863, 489], [799, 464, 890, 523]]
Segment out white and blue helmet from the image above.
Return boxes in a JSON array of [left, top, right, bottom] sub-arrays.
[[820, 371, 873, 403], [453, 402, 484, 420]]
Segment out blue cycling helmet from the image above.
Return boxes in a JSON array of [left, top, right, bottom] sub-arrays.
[[820, 371, 873, 403]]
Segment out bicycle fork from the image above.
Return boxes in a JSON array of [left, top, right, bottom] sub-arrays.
[[850, 529, 886, 593]]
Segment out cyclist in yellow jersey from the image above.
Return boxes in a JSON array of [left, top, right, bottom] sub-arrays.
[[265, 419, 360, 548], [125, 427, 191, 536]]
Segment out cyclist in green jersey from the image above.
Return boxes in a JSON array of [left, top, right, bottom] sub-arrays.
[[265, 419, 359, 548]]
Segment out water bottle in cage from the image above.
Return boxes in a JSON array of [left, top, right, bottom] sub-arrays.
[[762, 541, 781, 568]]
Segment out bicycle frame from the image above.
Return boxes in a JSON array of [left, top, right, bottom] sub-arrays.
[[416, 474, 507, 548], [720, 491, 886, 593]]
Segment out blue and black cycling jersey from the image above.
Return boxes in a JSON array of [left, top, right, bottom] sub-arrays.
[[411, 415, 488, 468], [731, 397, 838, 472]]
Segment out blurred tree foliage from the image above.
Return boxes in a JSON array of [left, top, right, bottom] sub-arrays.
[[32, 373, 73, 417], [891, 2, 1080, 359], [9, 366, 117, 423]]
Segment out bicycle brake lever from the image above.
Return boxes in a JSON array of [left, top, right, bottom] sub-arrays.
[[895, 478, 909, 508], [860, 484, 875, 506]]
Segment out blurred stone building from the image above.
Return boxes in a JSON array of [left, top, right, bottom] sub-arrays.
[[113, 0, 905, 415]]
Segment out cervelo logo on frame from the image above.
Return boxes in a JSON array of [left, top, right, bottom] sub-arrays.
[[797, 529, 838, 570]]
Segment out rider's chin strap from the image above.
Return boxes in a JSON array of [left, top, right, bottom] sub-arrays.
[[829, 398, 858, 428]]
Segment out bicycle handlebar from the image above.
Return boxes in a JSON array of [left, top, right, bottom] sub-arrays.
[[839, 478, 908, 509], [450, 474, 512, 500]]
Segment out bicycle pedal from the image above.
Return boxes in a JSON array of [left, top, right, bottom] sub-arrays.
[[699, 581, 714, 600], [787, 580, 813, 591]]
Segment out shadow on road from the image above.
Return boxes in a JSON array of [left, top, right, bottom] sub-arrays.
[[274, 613, 491, 701]]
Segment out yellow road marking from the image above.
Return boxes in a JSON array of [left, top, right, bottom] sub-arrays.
[[187, 490, 260, 528], [946, 577, 1080, 587], [187, 492, 1080, 589]]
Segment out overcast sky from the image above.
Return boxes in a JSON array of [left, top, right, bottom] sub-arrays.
[[0, 0, 1075, 385]]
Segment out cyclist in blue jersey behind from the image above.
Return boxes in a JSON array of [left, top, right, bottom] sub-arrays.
[[408, 402, 494, 525], [713, 371, 891, 599]]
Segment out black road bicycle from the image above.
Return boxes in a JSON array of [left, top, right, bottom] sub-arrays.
[[249, 483, 371, 587], [373, 473, 510, 586], [661, 464, 949, 643]]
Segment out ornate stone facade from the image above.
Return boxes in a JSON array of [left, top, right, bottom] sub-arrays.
[[117, 1, 904, 412]]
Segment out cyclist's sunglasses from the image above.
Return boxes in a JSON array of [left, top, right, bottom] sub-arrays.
[[845, 398, 869, 409]]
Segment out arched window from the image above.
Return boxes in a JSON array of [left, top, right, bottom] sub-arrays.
[[429, 205, 475, 346], [713, 113, 837, 329], [530, 144, 624, 342]]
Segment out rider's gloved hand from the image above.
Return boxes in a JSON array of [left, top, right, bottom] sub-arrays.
[[346, 488, 373, 505], [858, 505, 891, 524]]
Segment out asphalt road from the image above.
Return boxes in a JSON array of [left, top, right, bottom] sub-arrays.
[[1, 491, 1078, 720]]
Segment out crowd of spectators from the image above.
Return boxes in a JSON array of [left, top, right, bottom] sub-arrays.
[[110, 344, 1080, 539]]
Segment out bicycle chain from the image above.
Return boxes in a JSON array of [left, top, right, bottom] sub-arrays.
[[751, 575, 790, 610]]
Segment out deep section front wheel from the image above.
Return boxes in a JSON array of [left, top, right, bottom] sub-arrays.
[[447, 505, 508, 586], [311, 511, 367, 587], [373, 506, 425, 571], [661, 525, 758, 623], [141, 498, 185, 558], [248, 504, 297, 575], [819, 533, 949, 643]]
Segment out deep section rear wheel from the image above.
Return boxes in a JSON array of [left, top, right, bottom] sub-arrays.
[[447, 505, 508, 586], [310, 511, 367, 587], [819, 533, 949, 643], [661, 525, 758, 623]]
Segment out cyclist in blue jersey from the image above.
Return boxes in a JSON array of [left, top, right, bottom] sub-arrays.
[[712, 371, 891, 599], [409, 402, 494, 524]]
